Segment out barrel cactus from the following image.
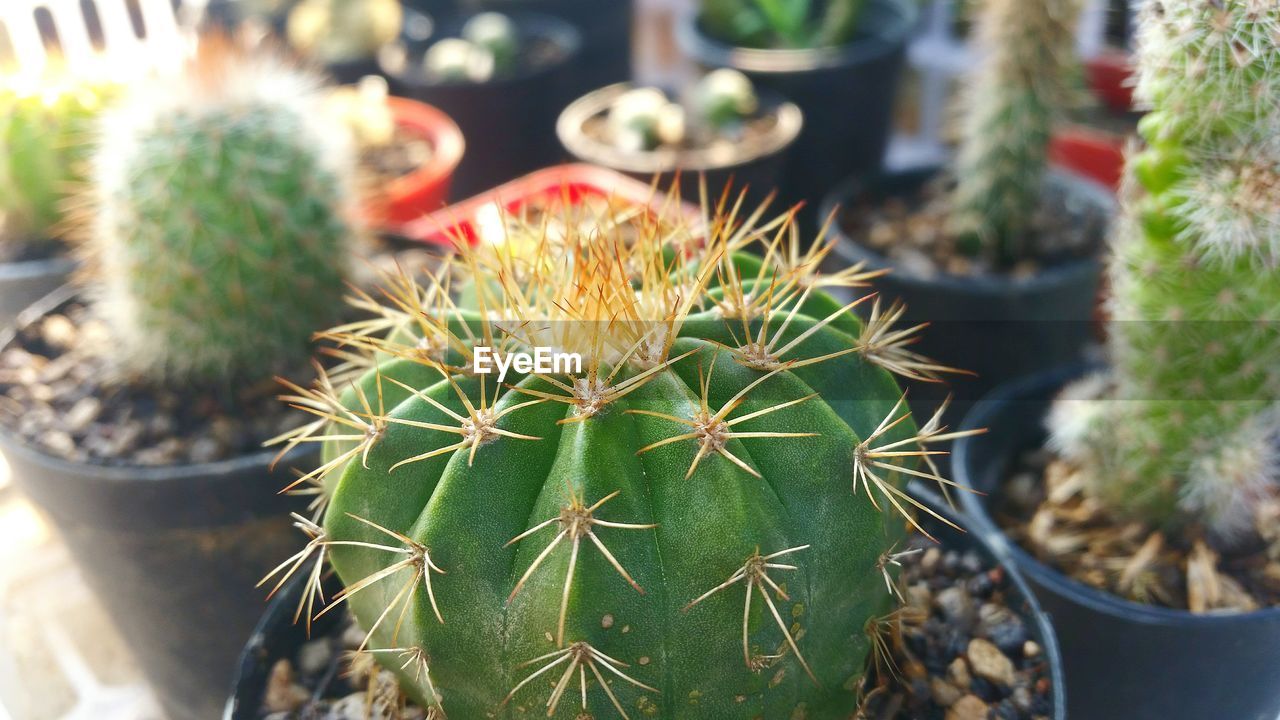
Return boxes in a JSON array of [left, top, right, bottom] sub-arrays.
[[268, 193, 972, 717], [87, 43, 357, 381], [288, 0, 403, 65], [947, 0, 1080, 264], [0, 74, 111, 251], [1048, 2, 1280, 542]]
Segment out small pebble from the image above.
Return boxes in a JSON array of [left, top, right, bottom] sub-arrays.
[[946, 694, 989, 720], [930, 677, 962, 707], [263, 659, 309, 713], [935, 587, 975, 625], [968, 638, 1016, 687], [947, 657, 972, 688], [297, 639, 332, 675], [1023, 640, 1042, 658]]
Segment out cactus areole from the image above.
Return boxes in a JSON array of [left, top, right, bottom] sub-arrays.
[[270, 193, 972, 718]]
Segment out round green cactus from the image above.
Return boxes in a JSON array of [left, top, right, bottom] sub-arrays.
[[1049, 2, 1280, 541], [88, 46, 356, 382], [287, 0, 403, 64], [0, 75, 112, 251], [947, 0, 1081, 264], [268, 195, 970, 717]]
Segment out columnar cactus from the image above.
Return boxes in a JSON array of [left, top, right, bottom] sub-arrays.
[[947, 0, 1080, 264], [88, 44, 357, 381], [0, 75, 110, 250], [1049, 3, 1280, 541], [269, 194, 971, 717]]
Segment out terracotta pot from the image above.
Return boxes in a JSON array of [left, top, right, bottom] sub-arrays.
[[365, 96, 465, 232]]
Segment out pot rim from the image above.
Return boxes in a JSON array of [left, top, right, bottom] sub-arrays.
[[675, 0, 918, 74], [378, 11, 582, 91], [0, 252, 77, 282], [821, 165, 1112, 296], [0, 285, 289, 484], [380, 95, 466, 202], [555, 82, 803, 175], [954, 364, 1280, 627]]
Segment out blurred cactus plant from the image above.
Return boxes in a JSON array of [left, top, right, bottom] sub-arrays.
[[86, 42, 357, 382], [947, 0, 1081, 265], [423, 12, 520, 83], [606, 70, 759, 152], [1048, 2, 1280, 543], [266, 191, 974, 717], [288, 0, 403, 64], [700, 0, 864, 49], [0, 75, 111, 255]]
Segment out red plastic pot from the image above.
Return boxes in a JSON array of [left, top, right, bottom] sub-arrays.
[[398, 164, 701, 247], [1085, 49, 1136, 115], [1049, 126, 1127, 192], [367, 96, 465, 232]]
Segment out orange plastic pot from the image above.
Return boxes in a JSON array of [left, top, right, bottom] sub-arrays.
[[367, 96, 465, 232], [1049, 126, 1126, 192]]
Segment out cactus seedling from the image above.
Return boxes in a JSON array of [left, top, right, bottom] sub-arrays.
[[288, 0, 404, 65], [86, 43, 357, 382], [423, 12, 520, 83], [605, 70, 760, 152], [946, 0, 1081, 265], [0, 74, 111, 254], [267, 191, 976, 717], [690, 68, 759, 132], [1048, 3, 1280, 544]]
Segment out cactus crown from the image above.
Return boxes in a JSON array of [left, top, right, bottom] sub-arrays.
[[947, 0, 1080, 265], [700, 0, 865, 49], [1049, 2, 1280, 542], [0, 73, 111, 254], [267, 190, 974, 717], [87, 42, 356, 383]]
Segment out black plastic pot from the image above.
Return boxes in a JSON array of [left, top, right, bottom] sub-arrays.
[[0, 289, 312, 720], [676, 0, 915, 214], [822, 166, 1111, 424], [225, 491, 1066, 720], [0, 255, 74, 328], [953, 366, 1280, 720], [556, 82, 802, 205], [446, 0, 633, 96], [380, 12, 581, 199]]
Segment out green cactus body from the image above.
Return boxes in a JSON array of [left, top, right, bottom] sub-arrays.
[[89, 48, 356, 382], [0, 77, 110, 251], [1050, 3, 1280, 539], [273, 201, 967, 717], [947, 0, 1079, 264], [288, 0, 403, 64]]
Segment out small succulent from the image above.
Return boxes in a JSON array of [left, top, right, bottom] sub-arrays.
[[288, 0, 404, 64], [1048, 2, 1280, 544], [701, 0, 865, 49], [946, 0, 1081, 265], [606, 70, 759, 152], [86, 42, 358, 382], [0, 75, 112, 254], [266, 190, 973, 717], [423, 12, 520, 83], [326, 75, 396, 149]]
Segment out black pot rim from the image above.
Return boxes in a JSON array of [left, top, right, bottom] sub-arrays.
[[378, 11, 582, 91], [555, 82, 803, 175], [954, 364, 1280, 628], [0, 286, 285, 484], [821, 165, 1111, 296], [225, 487, 1067, 720], [676, 0, 918, 74], [0, 253, 76, 282]]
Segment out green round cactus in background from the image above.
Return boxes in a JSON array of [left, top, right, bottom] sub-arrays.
[[88, 46, 357, 382], [0, 76, 111, 253], [1049, 2, 1280, 541], [268, 195, 971, 718]]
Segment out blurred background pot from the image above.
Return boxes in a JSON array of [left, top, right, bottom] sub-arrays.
[[0, 255, 75, 330], [363, 95, 465, 230], [0, 289, 311, 720], [953, 366, 1280, 720], [380, 12, 581, 198], [677, 0, 916, 217], [556, 82, 801, 206]]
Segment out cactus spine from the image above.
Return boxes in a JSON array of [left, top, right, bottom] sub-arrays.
[[269, 195, 971, 717], [1049, 2, 1280, 541], [0, 76, 110, 252], [947, 0, 1080, 264], [89, 45, 356, 382]]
